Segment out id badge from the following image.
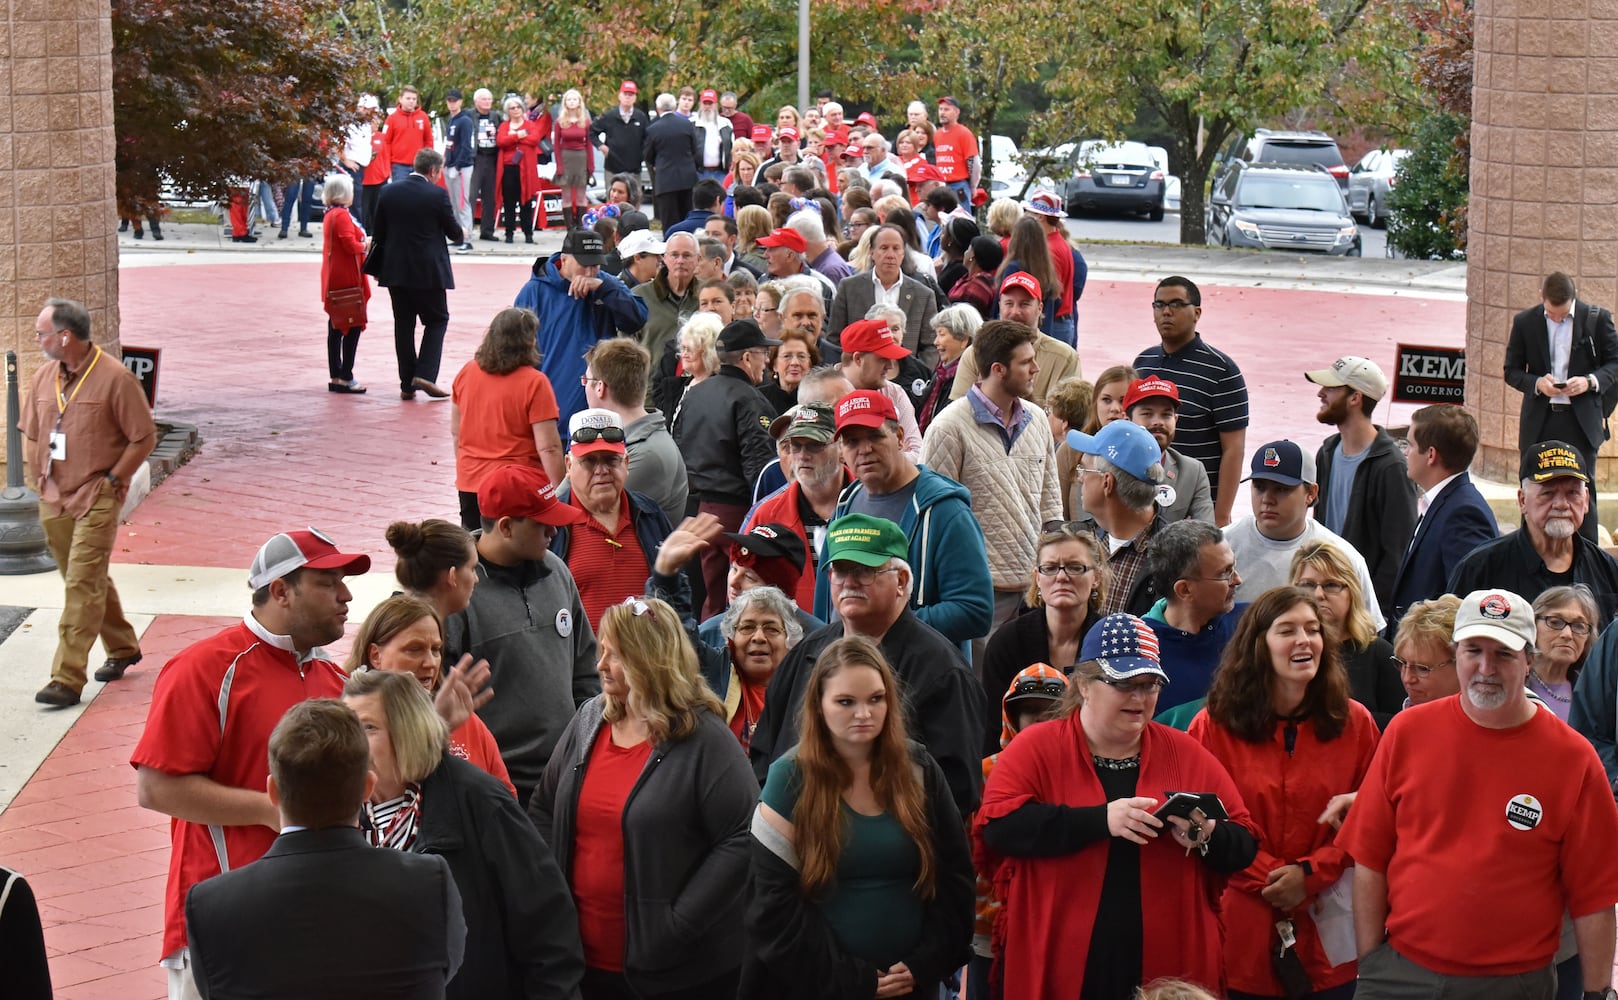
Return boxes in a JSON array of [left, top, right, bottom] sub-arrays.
[[48, 430, 66, 461]]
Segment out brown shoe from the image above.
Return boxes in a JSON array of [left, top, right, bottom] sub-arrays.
[[411, 377, 449, 398], [35, 681, 81, 707], [94, 653, 142, 682]]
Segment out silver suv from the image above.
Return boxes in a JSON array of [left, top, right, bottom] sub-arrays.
[[1206, 162, 1361, 256], [1214, 128, 1350, 191]]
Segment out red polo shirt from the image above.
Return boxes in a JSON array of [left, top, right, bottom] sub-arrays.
[[567, 492, 649, 635]]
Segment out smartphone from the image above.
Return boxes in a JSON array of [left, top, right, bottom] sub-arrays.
[[1153, 791, 1230, 822], [1554, 381, 1568, 389]]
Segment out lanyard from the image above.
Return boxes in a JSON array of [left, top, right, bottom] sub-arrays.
[[55, 346, 102, 415]]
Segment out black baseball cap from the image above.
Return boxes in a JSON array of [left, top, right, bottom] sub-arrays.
[[720, 523, 808, 572], [717, 319, 781, 352], [561, 229, 606, 265], [445, 87, 464, 101]]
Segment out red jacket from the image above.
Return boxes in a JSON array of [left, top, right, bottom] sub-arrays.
[[1188, 702, 1380, 994], [495, 119, 543, 208], [320, 205, 369, 328], [384, 107, 431, 165], [743, 475, 848, 614], [363, 129, 390, 185]]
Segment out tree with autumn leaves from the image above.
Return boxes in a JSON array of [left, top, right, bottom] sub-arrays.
[[113, 0, 377, 218]]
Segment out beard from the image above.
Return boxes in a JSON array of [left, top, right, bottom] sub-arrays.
[[1542, 516, 1579, 539], [1316, 396, 1349, 426], [1464, 677, 1508, 710]]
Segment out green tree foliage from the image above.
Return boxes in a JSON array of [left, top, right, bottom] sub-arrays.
[[1386, 112, 1466, 260], [114, 0, 379, 216]]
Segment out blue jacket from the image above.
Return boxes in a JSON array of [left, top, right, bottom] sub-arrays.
[[1572, 625, 1618, 797], [663, 209, 714, 238], [443, 110, 476, 169], [515, 252, 647, 425], [812, 466, 993, 653], [548, 489, 672, 570], [1385, 471, 1497, 636]]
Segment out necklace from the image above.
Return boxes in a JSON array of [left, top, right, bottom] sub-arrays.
[[1091, 753, 1141, 771], [1528, 667, 1571, 702]]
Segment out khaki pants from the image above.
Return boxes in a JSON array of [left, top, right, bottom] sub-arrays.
[[40, 483, 139, 692]]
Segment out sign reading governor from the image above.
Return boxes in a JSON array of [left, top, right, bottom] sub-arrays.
[[1393, 344, 1465, 405]]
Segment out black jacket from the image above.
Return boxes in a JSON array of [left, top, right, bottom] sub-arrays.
[[363, 174, 462, 289], [186, 827, 465, 1000], [1448, 525, 1618, 629], [979, 604, 1103, 753], [749, 611, 988, 816], [417, 754, 584, 1000], [643, 114, 699, 194], [738, 744, 975, 999], [1314, 427, 1417, 620], [529, 697, 759, 995], [591, 107, 651, 174], [672, 366, 779, 505], [1504, 300, 1618, 452], [1341, 636, 1404, 731]]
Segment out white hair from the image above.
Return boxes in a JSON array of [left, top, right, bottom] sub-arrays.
[[321, 173, 353, 206], [656, 92, 676, 113], [871, 179, 903, 202], [907, 100, 927, 116], [719, 586, 805, 647], [503, 96, 523, 113], [785, 210, 826, 245], [823, 101, 843, 116], [473, 88, 493, 101], [866, 135, 890, 155]]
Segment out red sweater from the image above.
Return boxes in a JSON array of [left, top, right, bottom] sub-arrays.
[[384, 108, 431, 166], [1189, 702, 1379, 993]]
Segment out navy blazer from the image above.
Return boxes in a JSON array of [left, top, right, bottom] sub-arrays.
[[364, 173, 463, 290], [1503, 300, 1618, 452], [186, 827, 466, 1000], [1386, 471, 1498, 635]]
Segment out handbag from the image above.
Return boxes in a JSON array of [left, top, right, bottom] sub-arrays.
[[327, 286, 365, 311]]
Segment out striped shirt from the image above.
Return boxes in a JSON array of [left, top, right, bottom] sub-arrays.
[[1134, 335, 1248, 495]]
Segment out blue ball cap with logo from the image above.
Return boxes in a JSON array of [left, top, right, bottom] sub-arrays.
[[1066, 420, 1161, 483], [1243, 439, 1317, 487]]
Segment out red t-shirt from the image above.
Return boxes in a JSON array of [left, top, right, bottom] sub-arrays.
[[572, 731, 653, 971], [1045, 230, 1075, 319], [566, 494, 649, 635], [931, 123, 979, 182], [384, 108, 431, 165], [129, 619, 349, 958], [451, 362, 559, 492], [450, 712, 516, 797], [1337, 697, 1618, 976]]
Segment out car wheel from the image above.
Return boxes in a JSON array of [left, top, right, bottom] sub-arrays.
[[1367, 195, 1384, 229], [1347, 239, 1362, 257], [1148, 199, 1165, 222]]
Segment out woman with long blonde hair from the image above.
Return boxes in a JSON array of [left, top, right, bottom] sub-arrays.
[[744, 636, 974, 998], [1289, 541, 1404, 726], [529, 596, 758, 999], [553, 88, 595, 228]]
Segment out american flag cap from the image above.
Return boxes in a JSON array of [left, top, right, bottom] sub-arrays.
[[1079, 613, 1169, 683]]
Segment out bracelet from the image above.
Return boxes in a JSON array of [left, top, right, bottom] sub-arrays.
[[105, 472, 122, 489]]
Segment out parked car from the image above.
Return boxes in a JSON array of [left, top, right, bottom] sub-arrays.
[[1017, 139, 1171, 220], [1205, 161, 1361, 256], [1213, 128, 1350, 192], [1347, 147, 1408, 228], [983, 134, 1027, 199]]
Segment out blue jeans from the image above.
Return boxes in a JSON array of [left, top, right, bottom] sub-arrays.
[[390, 162, 412, 182], [252, 180, 280, 229], [278, 178, 315, 233], [697, 167, 727, 183], [1049, 312, 1076, 348]]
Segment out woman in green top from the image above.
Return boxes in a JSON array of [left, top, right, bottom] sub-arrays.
[[744, 636, 974, 999]]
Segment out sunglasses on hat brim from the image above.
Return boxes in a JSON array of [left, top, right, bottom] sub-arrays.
[[571, 426, 626, 445]]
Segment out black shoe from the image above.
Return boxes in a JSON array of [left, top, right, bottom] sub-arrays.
[[277, 230, 288, 240], [232, 234, 260, 243], [505, 232, 514, 243], [401, 389, 417, 399], [328, 381, 367, 394], [118, 219, 129, 232], [298, 230, 313, 238], [151, 226, 164, 241], [94, 653, 142, 682], [480, 233, 499, 242], [133, 228, 144, 239], [35, 681, 81, 707], [525, 233, 534, 244]]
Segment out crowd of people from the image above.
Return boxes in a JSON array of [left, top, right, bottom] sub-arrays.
[[28, 82, 1618, 1000]]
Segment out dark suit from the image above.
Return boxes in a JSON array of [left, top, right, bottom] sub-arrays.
[[1385, 471, 1498, 636], [642, 114, 698, 225], [186, 827, 466, 1000], [1504, 299, 1618, 537], [364, 172, 464, 395]]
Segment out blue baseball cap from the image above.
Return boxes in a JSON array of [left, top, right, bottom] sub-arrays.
[[1243, 440, 1317, 487], [1066, 421, 1161, 483], [1079, 613, 1169, 683]]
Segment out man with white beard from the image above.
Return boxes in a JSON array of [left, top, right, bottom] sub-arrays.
[[1448, 441, 1618, 628]]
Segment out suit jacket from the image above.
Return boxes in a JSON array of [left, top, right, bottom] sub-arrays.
[[186, 827, 466, 1000], [1503, 300, 1618, 452], [643, 114, 698, 194], [1386, 471, 1498, 636], [363, 173, 463, 290], [828, 270, 939, 369]]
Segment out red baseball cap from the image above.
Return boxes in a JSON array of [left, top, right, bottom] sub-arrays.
[[824, 125, 850, 145], [620, 80, 638, 95], [1000, 271, 1042, 300], [778, 126, 800, 142], [1123, 376, 1181, 411], [834, 390, 901, 437], [477, 466, 588, 526], [855, 112, 879, 129], [248, 528, 371, 590], [840, 318, 910, 360], [751, 125, 773, 143], [756, 228, 808, 253], [906, 161, 946, 185], [841, 145, 864, 161], [971, 187, 990, 207], [700, 88, 718, 104]]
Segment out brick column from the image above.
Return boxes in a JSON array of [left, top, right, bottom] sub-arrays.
[[0, 0, 120, 462], [1468, 0, 1618, 488]]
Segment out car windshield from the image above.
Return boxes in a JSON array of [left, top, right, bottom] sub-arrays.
[[1081, 143, 1154, 168], [1237, 176, 1344, 213], [1258, 142, 1339, 168]]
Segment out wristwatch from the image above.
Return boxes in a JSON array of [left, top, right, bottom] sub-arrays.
[[105, 472, 122, 489], [1582, 988, 1618, 1000]]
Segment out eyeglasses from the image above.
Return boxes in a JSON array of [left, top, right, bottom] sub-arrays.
[[1075, 466, 1105, 479], [579, 375, 605, 388], [1393, 656, 1453, 678], [1191, 569, 1240, 584], [571, 426, 626, 444], [1151, 299, 1194, 312], [1037, 562, 1093, 578], [1099, 676, 1164, 696], [829, 562, 900, 583], [1537, 615, 1592, 636], [1299, 580, 1349, 597], [620, 596, 657, 620], [735, 622, 786, 638]]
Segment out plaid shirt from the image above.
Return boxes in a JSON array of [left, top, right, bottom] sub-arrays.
[[1098, 512, 1162, 617]]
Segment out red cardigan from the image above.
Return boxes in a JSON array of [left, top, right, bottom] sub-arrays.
[[495, 120, 543, 208], [974, 716, 1252, 998], [319, 205, 369, 328]]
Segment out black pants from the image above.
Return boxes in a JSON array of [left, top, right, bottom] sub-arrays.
[[389, 286, 449, 394], [361, 183, 385, 232], [1540, 406, 1600, 541], [580, 966, 739, 1000], [654, 188, 692, 228], [326, 322, 361, 381], [502, 165, 533, 236], [473, 154, 499, 236]]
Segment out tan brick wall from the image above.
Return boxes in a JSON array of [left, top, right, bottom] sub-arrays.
[[1469, 0, 1618, 488], [0, 0, 119, 463]]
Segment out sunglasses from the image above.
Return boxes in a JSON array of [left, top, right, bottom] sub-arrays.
[[1011, 677, 1065, 699], [571, 426, 626, 445]]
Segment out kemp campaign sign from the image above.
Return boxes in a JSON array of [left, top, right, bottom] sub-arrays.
[[121, 346, 160, 407], [1392, 344, 1465, 404]]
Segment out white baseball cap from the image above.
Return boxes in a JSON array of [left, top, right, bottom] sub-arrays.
[[617, 230, 667, 258], [1305, 356, 1389, 399]]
